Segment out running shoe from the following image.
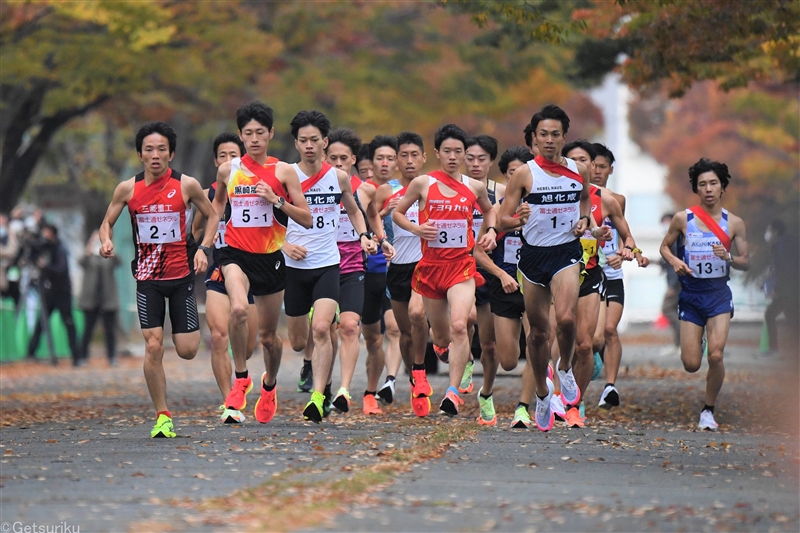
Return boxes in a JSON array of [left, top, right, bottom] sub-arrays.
[[221, 408, 245, 424], [477, 388, 497, 426], [458, 360, 475, 394], [591, 351, 604, 381], [411, 393, 431, 417], [433, 343, 450, 364], [533, 378, 555, 432], [555, 358, 581, 407], [377, 378, 395, 404], [547, 363, 554, 381], [303, 390, 325, 423], [698, 410, 718, 431], [550, 392, 567, 421], [510, 405, 532, 429], [701, 335, 708, 358], [598, 384, 620, 410], [439, 386, 464, 417], [254, 373, 278, 424], [323, 387, 333, 418], [151, 414, 176, 438], [564, 406, 585, 428], [362, 394, 382, 415], [225, 375, 253, 411], [411, 368, 433, 398], [578, 400, 586, 421], [332, 387, 351, 413], [297, 363, 313, 393]]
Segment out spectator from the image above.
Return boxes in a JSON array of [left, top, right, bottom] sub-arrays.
[[26, 223, 81, 366], [78, 231, 120, 365], [659, 213, 681, 356], [0, 214, 20, 306]]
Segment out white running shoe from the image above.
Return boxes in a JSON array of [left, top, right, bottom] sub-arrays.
[[534, 378, 555, 432], [698, 410, 718, 431], [550, 392, 567, 419], [556, 358, 581, 407], [598, 384, 620, 410]]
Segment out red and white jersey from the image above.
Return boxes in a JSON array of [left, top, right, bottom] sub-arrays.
[[420, 172, 477, 262], [127, 169, 190, 281]]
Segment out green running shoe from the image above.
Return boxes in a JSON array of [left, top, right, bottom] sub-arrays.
[[151, 414, 176, 438], [477, 388, 497, 426], [303, 390, 325, 423], [458, 360, 475, 394], [591, 351, 603, 381], [510, 405, 531, 429]]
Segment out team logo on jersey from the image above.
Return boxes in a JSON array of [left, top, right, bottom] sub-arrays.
[[570, 183, 578, 189], [460, 197, 467, 203], [275, 261, 281, 270], [591, 205, 597, 212], [167, 189, 177, 199]]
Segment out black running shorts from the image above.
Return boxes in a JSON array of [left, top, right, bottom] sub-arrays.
[[604, 278, 625, 306], [136, 275, 199, 333], [338, 271, 365, 316], [284, 265, 340, 317], [362, 272, 391, 325], [487, 276, 525, 320], [386, 262, 417, 303], [518, 240, 582, 287], [579, 266, 604, 298], [217, 247, 285, 297]]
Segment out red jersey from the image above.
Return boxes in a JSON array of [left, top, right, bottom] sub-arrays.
[[127, 169, 190, 281], [420, 171, 478, 262], [580, 185, 604, 270]]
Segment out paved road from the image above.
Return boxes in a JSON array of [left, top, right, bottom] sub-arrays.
[[1, 324, 797, 532]]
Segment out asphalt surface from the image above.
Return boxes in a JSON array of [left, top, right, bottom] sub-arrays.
[[0, 323, 798, 532]]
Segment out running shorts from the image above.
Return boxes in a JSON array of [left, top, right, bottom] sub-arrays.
[[518, 240, 582, 287], [487, 275, 525, 320], [217, 247, 285, 297], [578, 266, 604, 298], [386, 262, 417, 303], [284, 265, 340, 317], [604, 278, 624, 306], [136, 275, 199, 333], [678, 287, 734, 327], [412, 256, 485, 300], [338, 271, 365, 316], [362, 271, 391, 325], [205, 263, 254, 304]]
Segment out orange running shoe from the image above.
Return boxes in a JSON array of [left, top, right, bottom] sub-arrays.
[[254, 373, 277, 424], [439, 386, 464, 417], [564, 406, 585, 428], [362, 394, 382, 415], [411, 394, 431, 417], [411, 368, 433, 398], [433, 343, 450, 363], [225, 375, 253, 411]]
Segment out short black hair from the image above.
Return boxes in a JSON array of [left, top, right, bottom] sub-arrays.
[[523, 123, 534, 149], [592, 143, 615, 165], [434, 124, 468, 150], [213, 132, 245, 159], [498, 146, 534, 175], [290, 110, 331, 139], [135, 122, 177, 155], [688, 158, 731, 193], [42, 222, 58, 237], [368, 135, 398, 161], [356, 145, 371, 166], [562, 139, 596, 160], [529, 104, 570, 135], [396, 131, 424, 152], [465, 135, 499, 161], [236, 101, 274, 131], [327, 127, 361, 157]]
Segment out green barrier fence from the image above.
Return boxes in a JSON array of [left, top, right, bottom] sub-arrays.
[[0, 298, 84, 362]]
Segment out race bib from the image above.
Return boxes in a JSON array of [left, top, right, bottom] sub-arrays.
[[601, 228, 618, 255], [393, 204, 419, 239], [580, 231, 598, 262], [428, 219, 468, 249], [537, 203, 578, 234], [214, 221, 227, 249], [337, 211, 358, 242], [472, 217, 483, 239], [230, 197, 273, 228], [310, 203, 338, 230], [137, 212, 181, 244], [503, 236, 522, 265]]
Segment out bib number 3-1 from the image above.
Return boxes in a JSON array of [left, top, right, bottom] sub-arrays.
[[137, 212, 181, 244], [429, 219, 468, 249]]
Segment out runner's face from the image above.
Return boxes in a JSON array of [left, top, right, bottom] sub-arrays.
[[239, 119, 273, 158], [326, 142, 355, 173], [592, 155, 612, 186], [295, 125, 328, 163], [505, 160, 525, 181], [397, 143, 426, 180], [435, 138, 465, 175], [356, 160, 374, 181], [372, 146, 397, 182], [534, 119, 565, 161], [138, 133, 174, 175], [566, 147, 593, 168], [697, 171, 723, 204], [465, 145, 493, 181], [214, 142, 242, 168]]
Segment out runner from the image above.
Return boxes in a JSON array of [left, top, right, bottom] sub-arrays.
[[212, 101, 312, 426], [589, 143, 650, 410], [325, 128, 395, 415], [99, 121, 220, 438], [563, 140, 644, 427], [498, 105, 609, 432], [393, 124, 496, 417], [279, 111, 376, 423], [191, 133, 258, 423], [376, 132, 432, 416], [660, 158, 750, 430], [463, 135, 501, 420], [472, 146, 538, 426]]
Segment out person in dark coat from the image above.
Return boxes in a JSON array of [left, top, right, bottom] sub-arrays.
[[79, 231, 121, 365]]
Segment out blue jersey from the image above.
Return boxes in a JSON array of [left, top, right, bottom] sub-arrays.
[[677, 208, 730, 292]]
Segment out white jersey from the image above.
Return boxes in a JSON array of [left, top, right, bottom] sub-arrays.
[[601, 216, 623, 280], [521, 158, 582, 247], [284, 163, 341, 269], [387, 178, 435, 265]]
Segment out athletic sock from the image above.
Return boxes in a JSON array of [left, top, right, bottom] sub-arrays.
[[324, 383, 332, 397], [263, 381, 276, 392], [480, 391, 492, 399], [412, 363, 425, 371], [364, 390, 376, 397], [386, 375, 396, 382], [605, 382, 615, 389], [157, 410, 171, 419], [235, 370, 248, 380], [517, 402, 529, 410], [303, 359, 312, 369], [702, 404, 714, 413], [536, 394, 547, 401]]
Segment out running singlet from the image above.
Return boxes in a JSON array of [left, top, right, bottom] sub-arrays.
[[385, 181, 425, 265], [579, 186, 604, 270], [368, 179, 401, 274], [470, 178, 496, 239], [285, 163, 341, 269], [601, 212, 623, 281], [678, 208, 731, 292], [207, 182, 232, 262], [492, 200, 522, 277], [127, 169, 190, 281], [420, 172, 477, 262], [224, 156, 285, 254], [521, 156, 583, 247], [337, 175, 366, 274]]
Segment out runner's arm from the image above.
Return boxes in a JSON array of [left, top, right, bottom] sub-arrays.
[[575, 161, 593, 235], [660, 211, 692, 276], [184, 176, 219, 273], [474, 182, 497, 251], [361, 185, 395, 259], [393, 176, 435, 240], [497, 165, 528, 232], [211, 162, 230, 219], [276, 163, 313, 229], [339, 170, 375, 254], [191, 189, 209, 241], [99, 179, 134, 258], [726, 214, 750, 271]]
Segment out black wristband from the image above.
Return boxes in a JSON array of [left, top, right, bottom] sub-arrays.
[[359, 232, 371, 241], [579, 215, 591, 224], [378, 236, 388, 246], [487, 226, 498, 234]]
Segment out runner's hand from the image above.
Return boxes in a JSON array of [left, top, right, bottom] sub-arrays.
[[380, 197, 400, 218], [416, 221, 438, 241], [515, 204, 530, 224], [574, 217, 589, 236], [193, 249, 208, 274], [380, 240, 396, 261], [100, 240, 115, 258], [256, 181, 279, 204], [671, 259, 693, 277], [636, 254, 650, 268], [361, 235, 378, 255], [282, 242, 307, 261], [711, 244, 728, 260], [499, 272, 519, 294], [606, 254, 624, 269], [477, 233, 496, 252]]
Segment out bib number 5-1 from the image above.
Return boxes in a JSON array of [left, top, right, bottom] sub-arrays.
[[231, 197, 273, 227]]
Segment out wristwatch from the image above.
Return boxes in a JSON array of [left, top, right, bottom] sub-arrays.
[[274, 197, 286, 209], [198, 245, 212, 257]]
